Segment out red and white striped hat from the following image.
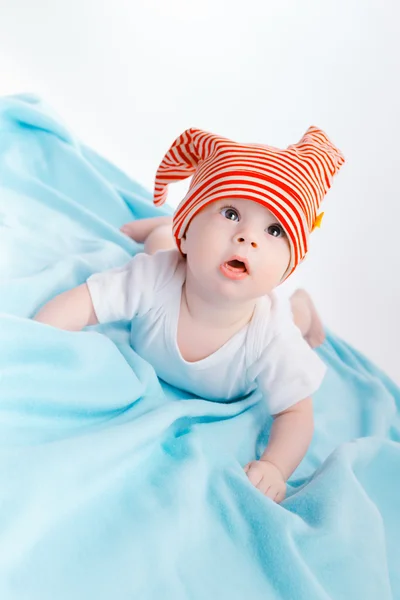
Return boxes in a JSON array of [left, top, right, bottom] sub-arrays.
[[154, 126, 345, 279]]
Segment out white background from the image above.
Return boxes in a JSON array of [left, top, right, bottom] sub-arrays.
[[1, 0, 399, 383]]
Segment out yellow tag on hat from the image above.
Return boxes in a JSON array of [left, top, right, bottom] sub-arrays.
[[312, 212, 324, 231]]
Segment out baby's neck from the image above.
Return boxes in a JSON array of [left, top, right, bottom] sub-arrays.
[[182, 280, 256, 331]]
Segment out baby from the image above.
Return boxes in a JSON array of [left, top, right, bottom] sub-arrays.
[[34, 127, 345, 503]]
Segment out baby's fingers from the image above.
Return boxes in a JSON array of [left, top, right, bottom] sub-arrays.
[[274, 488, 286, 504], [264, 484, 286, 503], [244, 463, 263, 487], [264, 484, 278, 500]]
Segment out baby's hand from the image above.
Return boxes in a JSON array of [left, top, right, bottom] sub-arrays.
[[244, 459, 286, 503]]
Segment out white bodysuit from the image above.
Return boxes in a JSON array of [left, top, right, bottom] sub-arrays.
[[86, 249, 326, 415]]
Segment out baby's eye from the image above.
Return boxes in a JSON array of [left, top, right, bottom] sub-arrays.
[[267, 224, 286, 238], [220, 206, 240, 221]]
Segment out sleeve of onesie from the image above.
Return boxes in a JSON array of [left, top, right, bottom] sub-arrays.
[[255, 322, 327, 416], [86, 249, 180, 324]]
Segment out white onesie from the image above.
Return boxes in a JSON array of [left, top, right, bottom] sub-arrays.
[[86, 249, 326, 415]]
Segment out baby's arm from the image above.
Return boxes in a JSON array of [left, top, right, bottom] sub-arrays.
[[33, 250, 175, 331], [261, 397, 314, 480], [245, 397, 314, 503], [33, 284, 98, 331]]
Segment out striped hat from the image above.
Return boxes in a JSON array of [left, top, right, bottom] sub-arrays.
[[154, 127, 345, 279]]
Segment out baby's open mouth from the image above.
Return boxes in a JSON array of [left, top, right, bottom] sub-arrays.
[[224, 259, 247, 273]]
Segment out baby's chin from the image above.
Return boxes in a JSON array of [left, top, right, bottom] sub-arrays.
[[211, 277, 273, 303]]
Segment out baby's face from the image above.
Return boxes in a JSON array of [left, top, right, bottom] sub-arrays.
[[180, 198, 291, 302]]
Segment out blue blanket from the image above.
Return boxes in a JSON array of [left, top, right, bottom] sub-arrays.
[[0, 94, 399, 600]]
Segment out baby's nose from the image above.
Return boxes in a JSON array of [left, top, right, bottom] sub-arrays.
[[234, 233, 258, 249]]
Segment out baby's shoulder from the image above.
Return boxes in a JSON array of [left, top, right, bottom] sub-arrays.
[[267, 289, 295, 335], [255, 289, 294, 339], [248, 289, 297, 364], [132, 248, 184, 294]]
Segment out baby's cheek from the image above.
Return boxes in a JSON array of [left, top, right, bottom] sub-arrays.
[[255, 270, 277, 296], [269, 254, 286, 276], [274, 245, 291, 278]]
